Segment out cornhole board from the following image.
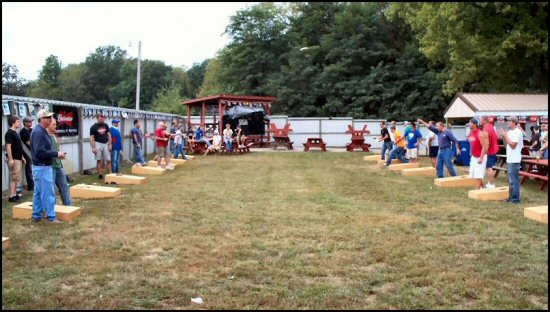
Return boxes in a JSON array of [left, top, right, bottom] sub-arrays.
[[434, 175, 478, 188], [70, 184, 121, 199], [185, 155, 195, 160], [524, 206, 548, 224], [378, 159, 403, 167], [157, 157, 187, 165], [402, 167, 436, 177], [363, 155, 381, 161], [147, 160, 182, 167], [105, 174, 147, 185], [388, 162, 420, 171], [2, 237, 10, 251], [468, 187, 509, 201], [13, 201, 82, 221], [132, 165, 167, 175]]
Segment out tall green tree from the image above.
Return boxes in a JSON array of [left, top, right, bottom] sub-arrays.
[[2, 63, 31, 96], [150, 82, 185, 115], [197, 57, 233, 97], [57, 64, 94, 103], [29, 55, 63, 99], [82, 45, 127, 106], [186, 59, 210, 97], [388, 2, 548, 95]]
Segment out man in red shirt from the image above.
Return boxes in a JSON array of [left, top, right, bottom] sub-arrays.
[[468, 118, 489, 189], [480, 116, 500, 189], [155, 121, 173, 169]]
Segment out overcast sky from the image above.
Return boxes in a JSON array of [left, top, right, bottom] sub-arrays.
[[2, 2, 250, 81]]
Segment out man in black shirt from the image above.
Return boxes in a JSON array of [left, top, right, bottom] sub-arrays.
[[90, 113, 112, 179], [5, 116, 26, 202], [19, 116, 34, 191], [377, 121, 393, 161]]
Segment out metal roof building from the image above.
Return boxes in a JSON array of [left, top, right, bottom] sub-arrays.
[[444, 93, 548, 119]]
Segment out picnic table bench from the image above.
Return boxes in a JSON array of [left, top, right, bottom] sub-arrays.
[[272, 136, 294, 150], [245, 134, 270, 147], [303, 137, 327, 152], [520, 158, 548, 191]]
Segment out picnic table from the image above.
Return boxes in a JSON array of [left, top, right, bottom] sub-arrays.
[[303, 137, 327, 152], [520, 158, 548, 191], [269, 123, 294, 150], [345, 125, 371, 152], [493, 154, 536, 178]]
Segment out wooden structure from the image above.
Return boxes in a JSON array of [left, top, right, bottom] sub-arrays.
[[2, 237, 10, 251], [434, 175, 478, 188], [132, 165, 167, 175], [70, 184, 121, 199], [378, 159, 402, 167], [524, 206, 548, 224], [520, 159, 548, 190], [181, 94, 276, 143], [402, 167, 437, 177], [105, 174, 147, 185], [303, 138, 326, 152], [468, 187, 509, 201], [269, 122, 294, 150], [364, 155, 381, 161], [13, 201, 81, 221], [345, 125, 371, 152], [388, 162, 419, 171]]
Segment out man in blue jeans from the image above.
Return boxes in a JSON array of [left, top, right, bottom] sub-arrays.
[[377, 121, 392, 160], [385, 125, 409, 166], [499, 116, 524, 204], [110, 118, 123, 175], [47, 117, 71, 206], [131, 119, 149, 166], [31, 109, 66, 223], [418, 119, 461, 178]]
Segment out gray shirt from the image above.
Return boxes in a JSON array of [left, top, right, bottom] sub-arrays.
[[428, 125, 458, 149]]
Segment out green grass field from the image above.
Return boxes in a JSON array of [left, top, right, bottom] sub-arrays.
[[2, 152, 548, 309]]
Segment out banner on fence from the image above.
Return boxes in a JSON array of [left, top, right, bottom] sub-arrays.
[[53, 105, 79, 136]]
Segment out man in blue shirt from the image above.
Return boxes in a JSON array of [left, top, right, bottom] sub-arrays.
[[30, 109, 66, 223], [418, 118, 461, 178], [194, 125, 212, 147], [404, 122, 423, 163], [131, 119, 149, 166], [110, 118, 123, 175]]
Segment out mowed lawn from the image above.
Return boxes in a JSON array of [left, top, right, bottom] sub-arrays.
[[2, 152, 548, 309]]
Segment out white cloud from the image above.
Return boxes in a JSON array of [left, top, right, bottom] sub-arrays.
[[2, 2, 250, 80]]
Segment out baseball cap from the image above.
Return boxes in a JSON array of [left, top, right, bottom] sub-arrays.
[[112, 118, 120, 124], [37, 109, 54, 119], [506, 116, 518, 123], [469, 118, 479, 126], [23, 116, 34, 122]]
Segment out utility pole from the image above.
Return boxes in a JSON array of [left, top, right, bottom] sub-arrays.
[[136, 41, 141, 111]]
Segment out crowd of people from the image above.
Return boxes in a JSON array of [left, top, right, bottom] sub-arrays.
[[4, 110, 548, 221], [377, 116, 548, 204]]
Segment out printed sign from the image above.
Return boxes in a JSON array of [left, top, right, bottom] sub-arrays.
[[530, 116, 538, 122], [518, 116, 527, 123], [541, 116, 548, 124], [2, 100, 11, 115], [53, 105, 79, 136]]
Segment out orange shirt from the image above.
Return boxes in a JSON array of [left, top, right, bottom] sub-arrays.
[[393, 130, 405, 148]]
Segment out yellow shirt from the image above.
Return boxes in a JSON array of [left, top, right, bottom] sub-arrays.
[[223, 128, 233, 139], [393, 130, 405, 147]]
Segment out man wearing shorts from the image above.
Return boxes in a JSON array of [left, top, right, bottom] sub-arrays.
[[468, 118, 489, 189], [155, 121, 173, 169], [5, 116, 25, 202], [90, 113, 112, 179], [480, 116, 499, 189], [404, 122, 423, 163], [427, 120, 439, 167]]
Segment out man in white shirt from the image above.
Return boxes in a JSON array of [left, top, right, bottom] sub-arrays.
[[499, 116, 523, 204], [427, 120, 439, 167]]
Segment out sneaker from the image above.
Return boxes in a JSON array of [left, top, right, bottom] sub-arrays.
[[485, 183, 496, 189], [47, 219, 62, 224], [16, 193, 23, 199], [31, 217, 41, 223], [8, 196, 19, 202], [98, 175, 104, 179]]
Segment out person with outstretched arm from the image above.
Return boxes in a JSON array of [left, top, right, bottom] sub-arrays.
[[418, 118, 461, 178]]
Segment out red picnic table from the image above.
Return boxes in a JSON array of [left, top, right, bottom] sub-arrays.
[[269, 123, 294, 150], [303, 137, 327, 152], [345, 125, 371, 152], [519, 158, 548, 191]]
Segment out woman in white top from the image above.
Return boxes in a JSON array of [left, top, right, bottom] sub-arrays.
[[222, 124, 234, 154]]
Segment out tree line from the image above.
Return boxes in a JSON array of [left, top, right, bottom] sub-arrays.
[[2, 2, 547, 120]]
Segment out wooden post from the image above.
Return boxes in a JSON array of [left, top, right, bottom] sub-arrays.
[[78, 106, 84, 174], [219, 100, 223, 134]]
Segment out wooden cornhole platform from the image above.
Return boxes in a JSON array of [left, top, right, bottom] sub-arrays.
[[157, 157, 187, 165], [378, 159, 403, 167], [434, 175, 478, 188], [402, 167, 436, 177], [70, 184, 121, 199], [13, 201, 82, 221], [468, 187, 509, 201], [132, 165, 167, 175], [2, 237, 10, 251], [388, 162, 419, 171], [147, 160, 181, 168], [524, 206, 548, 224], [364, 155, 381, 161], [105, 174, 147, 185]]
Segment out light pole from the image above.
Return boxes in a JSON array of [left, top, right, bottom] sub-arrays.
[[136, 41, 141, 111]]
